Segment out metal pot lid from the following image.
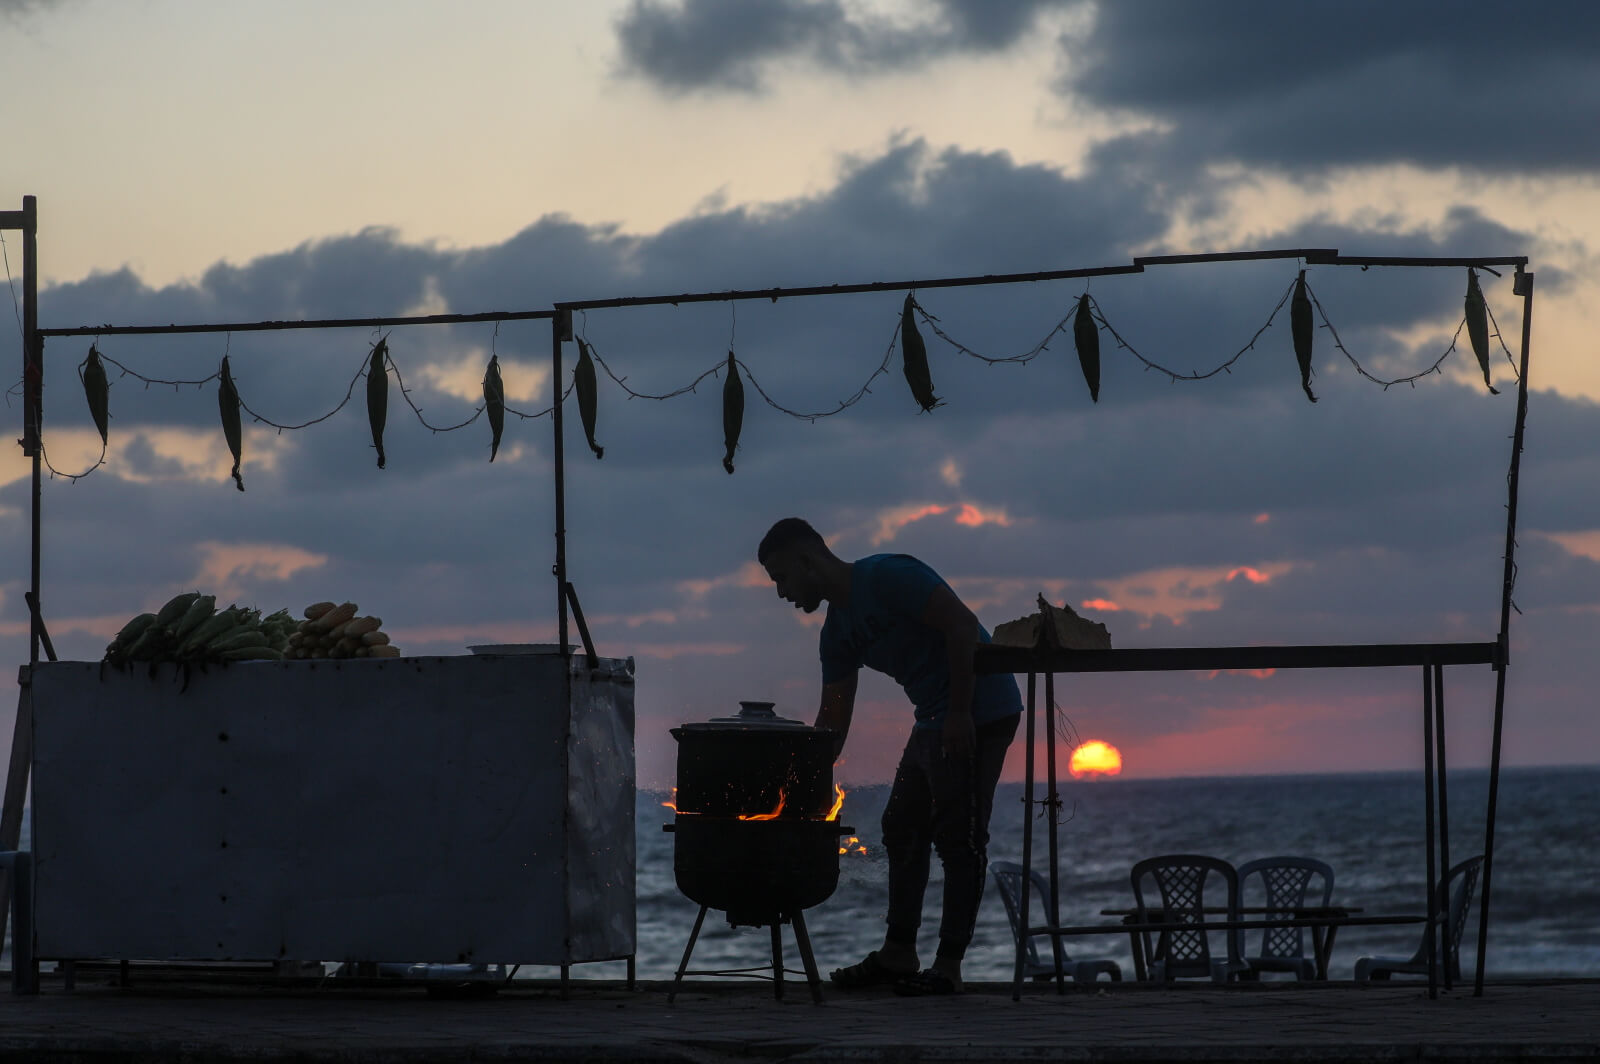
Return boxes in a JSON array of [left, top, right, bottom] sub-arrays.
[[675, 700, 813, 731]]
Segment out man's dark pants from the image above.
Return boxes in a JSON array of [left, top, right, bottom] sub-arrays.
[[881, 712, 1020, 961]]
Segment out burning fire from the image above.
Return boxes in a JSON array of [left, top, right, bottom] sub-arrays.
[[839, 835, 869, 856], [664, 781, 849, 820], [737, 791, 786, 821], [824, 783, 845, 821]]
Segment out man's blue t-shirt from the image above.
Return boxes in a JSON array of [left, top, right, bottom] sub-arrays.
[[819, 554, 1023, 730]]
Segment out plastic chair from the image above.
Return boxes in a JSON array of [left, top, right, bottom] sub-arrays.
[[1234, 856, 1335, 980], [990, 861, 1122, 984], [1129, 854, 1249, 983], [1355, 854, 1484, 983]]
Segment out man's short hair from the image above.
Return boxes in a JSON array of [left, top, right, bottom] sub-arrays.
[[758, 517, 826, 565]]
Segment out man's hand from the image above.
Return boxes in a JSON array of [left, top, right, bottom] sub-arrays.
[[943, 709, 976, 760]]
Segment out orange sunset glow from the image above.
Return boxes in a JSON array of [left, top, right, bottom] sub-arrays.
[[1069, 740, 1123, 779]]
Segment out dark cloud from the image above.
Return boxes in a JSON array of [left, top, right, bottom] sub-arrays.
[[1059, 0, 1600, 173], [4, 139, 1591, 782], [0, 0, 64, 18], [613, 0, 1073, 92]]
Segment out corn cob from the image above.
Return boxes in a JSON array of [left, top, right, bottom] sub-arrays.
[[218, 356, 245, 490], [172, 595, 217, 641], [125, 624, 174, 662], [575, 339, 603, 459], [81, 344, 110, 446], [113, 612, 159, 649], [368, 645, 402, 659], [211, 629, 270, 653], [1464, 269, 1499, 395], [179, 607, 246, 655], [196, 624, 258, 655], [1072, 294, 1100, 403], [367, 337, 389, 468], [156, 591, 203, 629], [361, 630, 391, 646], [1291, 271, 1317, 404], [341, 616, 382, 638], [483, 355, 505, 462], [304, 601, 337, 620], [900, 294, 940, 412], [721, 350, 743, 474], [308, 601, 358, 633]]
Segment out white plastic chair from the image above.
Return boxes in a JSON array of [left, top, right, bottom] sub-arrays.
[[991, 861, 1122, 984], [1234, 856, 1335, 980], [1355, 854, 1483, 983], [1130, 854, 1249, 984]]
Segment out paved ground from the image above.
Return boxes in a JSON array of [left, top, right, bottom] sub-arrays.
[[0, 971, 1596, 1063]]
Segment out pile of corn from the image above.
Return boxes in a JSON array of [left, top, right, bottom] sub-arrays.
[[104, 592, 294, 666], [287, 601, 401, 659]]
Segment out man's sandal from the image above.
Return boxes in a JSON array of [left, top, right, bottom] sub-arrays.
[[892, 968, 962, 996], [829, 951, 910, 989]]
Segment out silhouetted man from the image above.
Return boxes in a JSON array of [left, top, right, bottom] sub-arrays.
[[757, 517, 1022, 995]]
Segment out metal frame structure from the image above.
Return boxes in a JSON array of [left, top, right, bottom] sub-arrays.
[[2, 196, 1533, 999]]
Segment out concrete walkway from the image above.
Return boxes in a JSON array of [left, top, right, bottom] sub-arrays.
[[0, 973, 1596, 1063]]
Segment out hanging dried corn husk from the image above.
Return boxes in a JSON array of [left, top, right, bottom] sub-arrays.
[[1072, 294, 1100, 403], [217, 356, 244, 491], [366, 338, 388, 468], [81, 343, 110, 446], [1291, 270, 1317, 403], [721, 350, 744, 475], [1464, 269, 1499, 395], [483, 354, 505, 462], [900, 293, 940, 412], [575, 338, 603, 459]]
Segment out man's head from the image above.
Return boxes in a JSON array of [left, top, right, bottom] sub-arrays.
[[758, 517, 832, 614]]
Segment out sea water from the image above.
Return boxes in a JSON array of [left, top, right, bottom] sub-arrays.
[[623, 766, 1600, 983]]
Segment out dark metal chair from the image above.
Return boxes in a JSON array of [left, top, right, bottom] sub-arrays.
[[1130, 854, 1248, 984], [1234, 856, 1335, 980], [991, 861, 1122, 984], [1355, 854, 1484, 983]]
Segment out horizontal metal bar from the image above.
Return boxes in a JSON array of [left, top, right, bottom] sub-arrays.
[[1301, 253, 1529, 268], [974, 641, 1502, 674], [38, 308, 558, 339], [1034, 914, 1432, 937], [1132, 249, 1338, 267], [0, 211, 25, 229], [555, 264, 1147, 312]]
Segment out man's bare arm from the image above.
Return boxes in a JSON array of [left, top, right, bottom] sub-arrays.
[[816, 673, 858, 757], [921, 582, 981, 757]]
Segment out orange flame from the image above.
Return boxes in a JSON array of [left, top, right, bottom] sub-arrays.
[[738, 790, 786, 821], [661, 787, 678, 813], [839, 835, 869, 856], [824, 783, 845, 821]]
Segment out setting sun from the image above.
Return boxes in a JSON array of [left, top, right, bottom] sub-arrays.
[[1069, 740, 1123, 779]]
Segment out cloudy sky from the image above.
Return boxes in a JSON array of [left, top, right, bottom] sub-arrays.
[[3, 0, 1598, 788]]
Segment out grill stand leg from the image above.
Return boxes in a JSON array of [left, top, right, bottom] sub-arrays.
[[789, 910, 824, 1004], [668, 904, 710, 1005], [770, 923, 785, 1001]]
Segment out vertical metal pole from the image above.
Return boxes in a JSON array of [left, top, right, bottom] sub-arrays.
[[21, 196, 40, 668], [1422, 664, 1437, 998], [1433, 666, 1450, 915], [552, 311, 570, 653], [1476, 268, 1534, 995], [1434, 663, 1452, 990], [1013, 670, 1035, 1001], [1044, 669, 1064, 992]]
